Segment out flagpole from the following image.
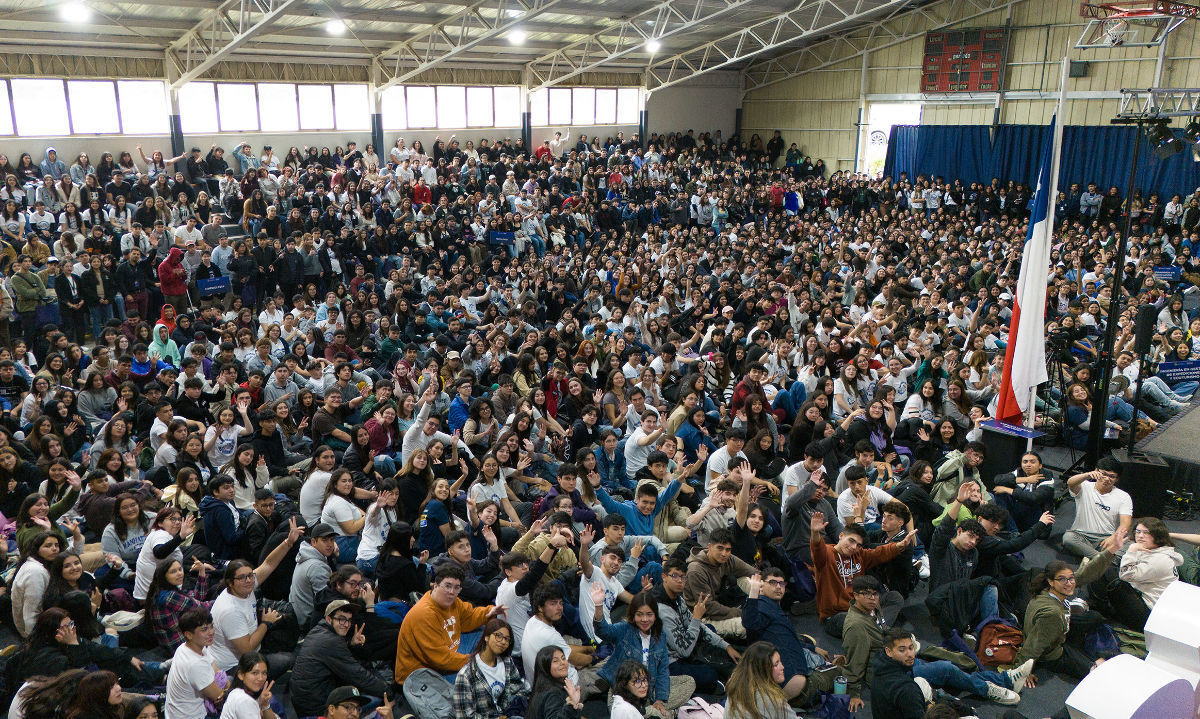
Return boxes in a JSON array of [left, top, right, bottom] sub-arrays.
[[1023, 56, 1069, 446]]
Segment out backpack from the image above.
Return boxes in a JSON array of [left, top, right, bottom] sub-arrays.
[[976, 621, 1024, 667], [1085, 624, 1120, 659], [677, 697, 724, 719], [402, 667, 454, 719]]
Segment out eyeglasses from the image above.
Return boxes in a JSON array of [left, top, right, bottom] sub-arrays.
[[854, 590, 880, 598], [765, 579, 787, 588], [60, 620, 76, 629], [1052, 575, 1077, 584], [343, 580, 363, 588], [233, 573, 255, 582], [336, 702, 362, 715], [630, 676, 649, 687], [330, 615, 354, 625], [438, 583, 463, 593], [489, 633, 513, 644]]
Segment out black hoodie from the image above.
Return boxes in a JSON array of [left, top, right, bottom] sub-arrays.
[[870, 650, 926, 719]]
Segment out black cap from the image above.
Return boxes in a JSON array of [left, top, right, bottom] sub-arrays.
[[325, 686, 369, 708], [309, 522, 337, 538]]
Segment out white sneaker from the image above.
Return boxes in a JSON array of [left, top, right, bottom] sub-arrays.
[[1005, 659, 1034, 694], [986, 681, 1021, 706], [918, 555, 930, 579]]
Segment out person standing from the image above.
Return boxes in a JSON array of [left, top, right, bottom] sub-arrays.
[[10, 254, 50, 345]]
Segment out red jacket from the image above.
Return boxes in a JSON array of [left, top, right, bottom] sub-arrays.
[[811, 535, 904, 619], [157, 247, 188, 296]]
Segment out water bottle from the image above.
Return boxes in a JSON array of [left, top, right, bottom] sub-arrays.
[[833, 676, 848, 695]]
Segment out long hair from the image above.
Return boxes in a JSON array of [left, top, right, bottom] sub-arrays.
[[108, 492, 149, 542], [528, 645, 567, 700], [1031, 559, 1073, 595], [64, 670, 121, 719], [625, 591, 662, 638], [726, 641, 788, 719], [25, 607, 71, 652], [143, 557, 184, 610], [471, 618, 515, 659], [15, 530, 59, 572], [16, 668, 87, 719], [1134, 516, 1173, 548], [227, 651, 269, 699], [612, 660, 650, 712]]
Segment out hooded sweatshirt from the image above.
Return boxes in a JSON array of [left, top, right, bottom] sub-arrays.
[[811, 533, 905, 620], [199, 494, 242, 562], [289, 540, 335, 626], [40, 148, 66, 180], [149, 323, 182, 367], [1119, 544, 1184, 608], [683, 544, 756, 621], [158, 247, 188, 296]]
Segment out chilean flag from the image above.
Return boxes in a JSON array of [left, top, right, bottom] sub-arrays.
[[996, 118, 1061, 426]]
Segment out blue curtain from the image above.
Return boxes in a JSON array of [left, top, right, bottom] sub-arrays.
[[882, 123, 1200, 200]]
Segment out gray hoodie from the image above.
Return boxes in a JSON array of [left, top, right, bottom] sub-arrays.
[[40, 148, 66, 180], [288, 540, 334, 626]]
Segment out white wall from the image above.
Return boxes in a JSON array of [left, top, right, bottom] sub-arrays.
[[647, 71, 739, 138]]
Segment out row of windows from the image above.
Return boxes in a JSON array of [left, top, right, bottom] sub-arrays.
[[0, 79, 643, 138]]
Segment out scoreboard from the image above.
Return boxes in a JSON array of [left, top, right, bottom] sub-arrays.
[[921, 27, 1008, 93]]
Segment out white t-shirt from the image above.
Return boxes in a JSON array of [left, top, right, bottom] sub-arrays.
[[578, 568, 627, 641], [705, 446, 746, 491], [165, 642, 216, 719], [134, 528, 181, 600], [219, 687, 262, 719], [470, 474, 509, 506], [624, 427, 655, 480], [495, 578, 531, 656], [474, 655, 509, 703], [1071, 481, 1132, 535], [299, 470, 332, 525], [206, 425, 244, 468], [835, 486, 894, 525], [357, 504, 396, 562], [320, 495, 363, 536], [210, 584, 260, 670], [521, 615, 578, 684]]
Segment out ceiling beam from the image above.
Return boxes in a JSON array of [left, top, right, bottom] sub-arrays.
[[643, 0, 913, 92], [164, 0, 304, 88], [375, 0, 566, 90], [525, 0, 758, 91], [742, 0, 1022, 92]]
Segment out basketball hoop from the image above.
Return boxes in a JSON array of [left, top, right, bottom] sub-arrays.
[[1076, 1, 1198, 48]]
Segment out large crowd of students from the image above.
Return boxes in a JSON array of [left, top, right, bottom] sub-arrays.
[[0, 123, 1194, 719]]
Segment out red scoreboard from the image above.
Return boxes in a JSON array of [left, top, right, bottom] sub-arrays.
[[921, 27, 1009, 93]]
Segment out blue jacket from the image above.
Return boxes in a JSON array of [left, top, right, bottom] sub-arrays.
[[593, 446, 631, 493], [674, 421, 717, 464], [199, 495, 244, 561], [741, 596, 816, 681], [447, 394, 471, 434], [595, 617, 672, 703], [596, 479, 680, 536]]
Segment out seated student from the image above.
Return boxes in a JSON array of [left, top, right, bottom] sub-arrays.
[[835, 440, 886, 493], [835, 466, 894, 532], [242, 488, 282, 563], [394, 563, 503, 684], [810, 510, 913, 637], [1102, 517, 1182, 631], [723, 641, 795, 719], [165, 608, 224, 719], [594, 451, 684, 542], [651, 558, 739, 694], [1062, 460, 1132, 560], [521, 582, 600, 695], [687, 477, 739, 547], [578, 531, 643, 641], [588, 583, 697, 715], [589, 513, 669, 587], [889, 460, 945, 547], [841, 576, 1027, 712], [452, 618, 526, 719], [512, 511, 579, 590], [199, 474, 245, 562], [869, 630, 930, 719], [865, 500, 920, 598], [1006, 543, 1120, 683], [683, 527, 753, 639], [310, 565, 401, 662], [741, 569, 843, 702], [928, 482, 991, 593], [973, 501, 1054, 581], [431, 529, 502, 607], [74, 469, 157, 542], [316, 686, 396, 719], [630, 448, 700, 546], [289, 599, 390, 718], [526, 645, 585, 719], [991, 451, 1059, 532], [495, 537, 558, 660], [289, 522, 340, 627], [931, 441, 988, 505], [538, 463, 599, 529]]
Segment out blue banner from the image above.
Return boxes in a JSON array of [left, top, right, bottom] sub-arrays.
[[1154, 266, 1182, 281], [1158, 360, 1200, 384], [197, 276, 231, 296], [490, 231, 515, 245], [980, 419, 1045, 440]]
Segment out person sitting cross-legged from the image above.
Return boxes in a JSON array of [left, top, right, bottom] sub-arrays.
[[289, 599, 390, 718]]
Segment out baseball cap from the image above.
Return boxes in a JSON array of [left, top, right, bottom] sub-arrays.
[[324, 599, 361, 617], [446, 350, 461, 359], [999, 292, 1013, 300], [47, 256, 59, 263], [325, 686, 369, 708], [309, 522, 337, 538]]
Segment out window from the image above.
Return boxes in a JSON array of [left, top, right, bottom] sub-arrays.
[[117, 80, 168, 134], [617, 88, 640, 124], [177, 82, 218, 133], [494, 86, 521, 127], [571, 88, 595, 126], [548, 88, 571, 125], [257, 83, 298, 132], [529, 88, 547, 127], [406, 86, 436, 128], [466, 86, 493, 127], [594, 89, 617, 125], [0, 84, 14, 136], [436, 85, 466, 129], [380, 86, 407, 130], [66, 81, 120, 134], [11, 78, 69, 136], [297, 84, 334, 130], [216, 83, 259, 132], [333, 84, 369, 130]]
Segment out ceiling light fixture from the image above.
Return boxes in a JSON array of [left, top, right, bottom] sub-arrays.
[[508, 28, 526, 45], [505, 8, 524, 18], [325, 18, 347, 35], [646, 38, 661, 53], [60, 0, 90, 22]]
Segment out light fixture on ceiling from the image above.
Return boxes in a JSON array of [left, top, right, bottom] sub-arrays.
[[325, 18, 347, 35], [60, 0, 90, 22], [508, 28, 527, 45], [646, 38, 661, 53], [505, 8, 524, 18]]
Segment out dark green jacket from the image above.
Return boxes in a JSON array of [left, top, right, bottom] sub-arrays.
[[1009, 549, 1113, 667], [842, 603, 887, 698]]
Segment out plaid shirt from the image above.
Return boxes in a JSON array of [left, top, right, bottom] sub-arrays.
[[451, 654, 524, 719], [150, 572, 211, 648]]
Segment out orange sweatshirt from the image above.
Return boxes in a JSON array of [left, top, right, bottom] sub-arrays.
[[393, 591, 492, 682], [810, 535, 905, 620]]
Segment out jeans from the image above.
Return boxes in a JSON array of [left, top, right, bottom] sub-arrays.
[[356, 556, 378, 578], [979, 583, 1000, 622], [89, 302, 115, 340], [529, 233, 546, 257], [913, 658, 1011, 696], [625, 561, 663, 593], [334, 534, 360, 564], [374, 453, 398, 476]]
